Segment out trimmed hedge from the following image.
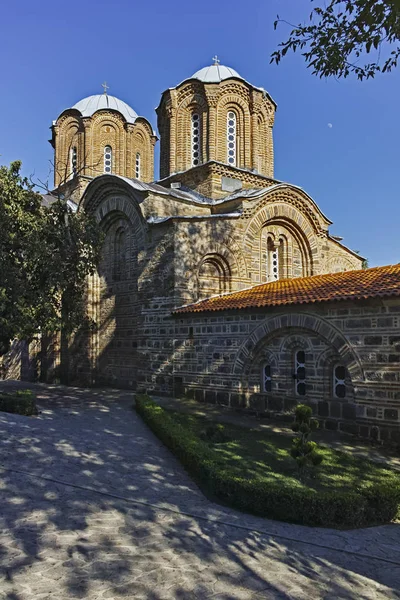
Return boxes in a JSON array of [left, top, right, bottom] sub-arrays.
[[0, 390, 38, 416], [135, 395, 400, 528]]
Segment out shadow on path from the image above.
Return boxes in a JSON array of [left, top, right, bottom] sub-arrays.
[[0, 381, 399, 599]]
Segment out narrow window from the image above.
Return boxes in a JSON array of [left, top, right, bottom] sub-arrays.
[[295, 350, 306, 396], [70, 146, 77, 179], [262, 364, 272, 392], [104, 145, 112, 174], [267, 238, 279, 282], [135, 152, 141, 179], [191, 113, 201, 166], [227, 111, 236, 166], [333, 364, 346, 398]]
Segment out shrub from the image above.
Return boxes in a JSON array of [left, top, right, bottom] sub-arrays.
[[0, 391, 38, 416], [291, 404, 323, 470], [135, 395, 400, 528], [200, 423, 230, 443]]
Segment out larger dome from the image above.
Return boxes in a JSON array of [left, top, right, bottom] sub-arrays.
[[71, 94, 138, 124], [191, 63, 243, 83]]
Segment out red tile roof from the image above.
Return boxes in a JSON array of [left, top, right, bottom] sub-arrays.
[[175, 264, 400, 314]]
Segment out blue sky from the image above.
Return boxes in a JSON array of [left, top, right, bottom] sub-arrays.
[[1, 0, 399, 267]]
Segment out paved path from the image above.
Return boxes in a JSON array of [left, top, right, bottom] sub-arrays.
[[0, 382, 400, 599]]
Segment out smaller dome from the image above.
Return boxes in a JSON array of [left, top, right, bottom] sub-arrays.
[[191, 63, 243, 83], [71, 94, 138, 124]]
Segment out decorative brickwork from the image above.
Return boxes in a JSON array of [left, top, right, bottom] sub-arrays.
[[4, 61, 399, 443], [51, 101, 156, 190]]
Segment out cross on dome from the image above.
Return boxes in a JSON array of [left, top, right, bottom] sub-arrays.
[[101, 81, 109, 95], [212, 55, 220, 65]]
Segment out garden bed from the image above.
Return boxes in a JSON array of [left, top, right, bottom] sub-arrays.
[[0, 389, 38, 416], [136, 394, 400, 528]]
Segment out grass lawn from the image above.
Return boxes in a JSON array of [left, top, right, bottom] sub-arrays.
[[169, 409, 399, 494]]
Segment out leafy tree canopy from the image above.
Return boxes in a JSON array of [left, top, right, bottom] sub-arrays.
[[0, 161, 102, 355], [271, 0, 400, 80]]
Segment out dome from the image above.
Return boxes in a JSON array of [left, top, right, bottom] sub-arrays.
[[70, 94, 138, 124], [191, 63, 243, 83]]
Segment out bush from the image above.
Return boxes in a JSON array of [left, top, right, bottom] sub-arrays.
[[291, 404, 323, 470], [135, 395, 400, 528], [200, 423, 230, 443], [0, 390, 38, 416]]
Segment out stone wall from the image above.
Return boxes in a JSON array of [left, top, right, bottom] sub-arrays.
[[166, 299, 400, 443]]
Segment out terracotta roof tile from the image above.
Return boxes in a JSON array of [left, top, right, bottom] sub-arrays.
[[175, 264, 400, 314]]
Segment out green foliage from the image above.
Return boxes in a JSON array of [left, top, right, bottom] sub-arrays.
[[0, 161, 103, 355], [0, 391, 37, 416], [200, 423, 230, 443], [135, 395, 400, 528], [271, 1, 400, 80], [291, 404, 323, 471]]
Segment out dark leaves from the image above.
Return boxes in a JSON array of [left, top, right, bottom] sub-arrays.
[[272, 0, 400, 80]]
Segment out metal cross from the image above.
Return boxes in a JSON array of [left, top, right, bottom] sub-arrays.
[[102, 81, 109, 94], [212, 55, 220, 65]]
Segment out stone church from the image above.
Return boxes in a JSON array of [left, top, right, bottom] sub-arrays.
[[7, 59, 400, 441]]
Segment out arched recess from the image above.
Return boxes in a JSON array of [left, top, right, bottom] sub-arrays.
[[92, 113, 126, 177], [81, 178, 148, 381], [316, 347, 355, 400], [247, 347, 279, 394], [217, 94, 251, 168], [175, 94, 208, 172], [233, 312, 365, 387], [242, 187, 331, 281], [197, 253, 231, 299]]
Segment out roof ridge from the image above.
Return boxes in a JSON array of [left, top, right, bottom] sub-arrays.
[[174, 264, 400, 314]]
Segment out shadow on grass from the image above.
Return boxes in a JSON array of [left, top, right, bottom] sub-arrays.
[[0, 381, 399, 599], [171, 409, 399, 493]]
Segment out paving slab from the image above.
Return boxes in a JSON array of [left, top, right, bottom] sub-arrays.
[[0, 381, 399, 599]]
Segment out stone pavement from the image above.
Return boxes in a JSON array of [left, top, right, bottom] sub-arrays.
[[0, 382, 399, 599]]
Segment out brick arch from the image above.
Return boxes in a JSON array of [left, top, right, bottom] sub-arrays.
[[176, 94, 208, 171], [244, 204, 316, 279], [217, 94, 251, 168], [196, 253, 232, 298], [199, 240, 246, 280], [233, 313, 364, 384], [81, 177, 148, 249]]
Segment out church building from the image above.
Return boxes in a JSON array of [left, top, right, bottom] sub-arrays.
[[9, 59, 400, 442]]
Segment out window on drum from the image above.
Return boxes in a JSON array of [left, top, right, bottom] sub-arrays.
[[70, 146, 77, 178], [191, 113, 201, 166], [135, 152, 141, 179], [104, 146, 112, 173], [227, 111, 236, 166]]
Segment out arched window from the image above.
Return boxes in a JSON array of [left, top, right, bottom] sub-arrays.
[[333, 364, 346, 398], [267, 238, 279, 282], [104, 146, 112, 174], [70, 146, 77, 179], [227, 111, 237, 166], [135, 152, 141, 179], [294, 350, 306, 396], [261, 364, 272, 392], [191, 113, 201, 166]]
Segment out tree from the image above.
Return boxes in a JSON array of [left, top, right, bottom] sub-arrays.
[[0, 161, 103, 380], [271, 1, 400, 80]]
